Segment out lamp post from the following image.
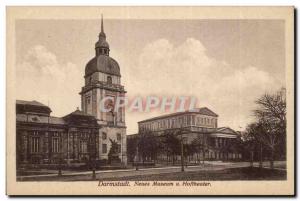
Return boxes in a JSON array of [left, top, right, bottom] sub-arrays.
[[180, 129, 184, 172], [259, 143, 263, 168], [135, 145, 139, 171], [92, 160, 96, 180], [121, 134, 124, 165], [91, 130, 97, 180], [58, 153, 62, 177]]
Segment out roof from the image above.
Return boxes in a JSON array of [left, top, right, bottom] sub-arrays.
[[63, 108, 95, 118], [49, 116, 65, 125], [138, 107, 218, 123], [196, 107, 218, 117], [16, 100, 48, 107], [85, 55, 120, 77], [95, 39, 109, 49], [63, 109, 100, 128], [216, 127, 238, 135], [16, 114, 65, 125], [16, 100, 52, 114]]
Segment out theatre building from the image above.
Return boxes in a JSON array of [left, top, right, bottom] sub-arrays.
[[16, 100, 100, 165], [129, 107, 242, 162]]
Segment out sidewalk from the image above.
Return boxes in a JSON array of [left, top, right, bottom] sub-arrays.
[[17, 161, 286, 181]]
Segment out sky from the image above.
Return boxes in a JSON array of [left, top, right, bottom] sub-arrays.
[[15, 19, 285, 134]]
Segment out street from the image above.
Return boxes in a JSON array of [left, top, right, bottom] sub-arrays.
[[17, 161, 286, 181]]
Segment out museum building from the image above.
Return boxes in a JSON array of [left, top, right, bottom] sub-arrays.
[[16, 17, 127, 165], [16, 100, 100, 165]]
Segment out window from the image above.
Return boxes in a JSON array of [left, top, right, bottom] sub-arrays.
[[52, 137, 60, 153], [119, 107, 123, 122], [107, 111, 114, 125], [192, 116, 195, 125], [102, 132, 107, 140], [187, 116, 191, 125], [80, 140, 88, 153], [172, 119, 175, 128], [107, 76, 112, 84], [117, 133, 121, 141], [31, 136, 40, 153], [102, 144, 107, 153], [197, 117, 200, 125], [117, 144, 121, 153], [86, 96, 91, 105], [182, 137, 188, 144]]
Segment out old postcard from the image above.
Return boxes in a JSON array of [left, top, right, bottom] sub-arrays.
[[6, 6, 294, 195]]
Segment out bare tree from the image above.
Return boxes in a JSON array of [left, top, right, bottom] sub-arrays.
[[246, 88, 286, 169]]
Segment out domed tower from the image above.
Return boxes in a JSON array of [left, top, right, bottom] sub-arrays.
[[80, 15, 127, 165]]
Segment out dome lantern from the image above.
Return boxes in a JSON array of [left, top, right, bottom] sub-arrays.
[[95, 14, 110, 56], [85, 15, 121, 78]]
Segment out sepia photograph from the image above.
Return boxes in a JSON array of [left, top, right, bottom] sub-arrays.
[[6, 6, 294, 195]]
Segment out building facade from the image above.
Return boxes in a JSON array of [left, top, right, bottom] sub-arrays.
[[16, 17, 127, 166], [16, 100, 100, 165], [80, 17, 127, 164], [129, 107, 242, 162]]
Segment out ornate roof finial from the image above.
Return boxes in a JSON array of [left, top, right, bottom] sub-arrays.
[[101, 14, 104, 33], [95, 14, 109, 56], [99, 14, 106, 38]]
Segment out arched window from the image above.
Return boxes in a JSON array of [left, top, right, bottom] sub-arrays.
[[107, 76, 112, 84]]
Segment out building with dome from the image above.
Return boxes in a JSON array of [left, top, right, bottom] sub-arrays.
[[15, 16, 127, 167], [80, 16, 127, 165], [16, 100, 100, 165]]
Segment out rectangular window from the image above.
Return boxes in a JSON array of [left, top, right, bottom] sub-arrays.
[[192, 116, 195, 125], [171, 119, 174, 128], [117, 144, 121, 153], [102, 132, 107, 140], [102, 144, 107, 153], [80, 140, 87, 153], [52, 137, 60, 153], [31, 136, 40, 153], [117, 133, 121, 141], [86, 96, 91, 104], [187, 116, 191, 125]]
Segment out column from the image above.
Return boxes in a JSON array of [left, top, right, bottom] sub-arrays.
[[22, 131, 28, 163], [44, 131, 49, 162], [74, 132, 79, 160]]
